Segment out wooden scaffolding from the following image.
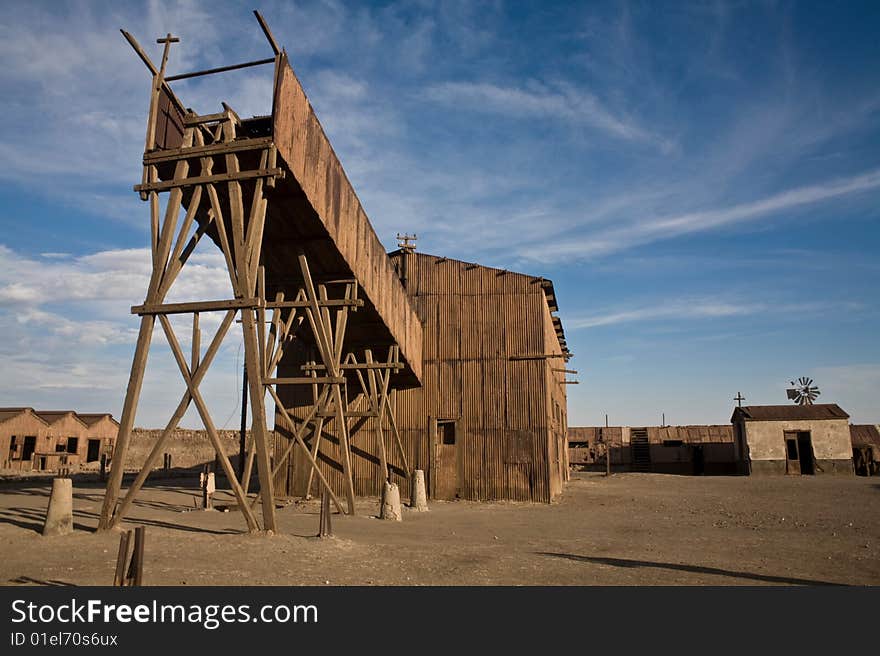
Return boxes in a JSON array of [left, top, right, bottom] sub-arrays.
[[99, 13, 417, 533]]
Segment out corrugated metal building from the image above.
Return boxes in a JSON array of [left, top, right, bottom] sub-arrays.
[[276, 250, 570, 503], [569, 425, 736, 475], [1, 408, 118, 472]]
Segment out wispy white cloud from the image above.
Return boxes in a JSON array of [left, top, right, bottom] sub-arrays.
[[568, 297, 856, 330], [423, 80, 673, 150], [523, 167, 880, 261]]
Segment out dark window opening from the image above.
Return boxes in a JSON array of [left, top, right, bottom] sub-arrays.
[[786, 439, 799, 460], [9, 436, 17, 456], [22, 436, 36, 461], [66, 437, 78, 454], [438, 420, 456, 446], [55, 442, 66, 452], [86, 439, 101, 463]]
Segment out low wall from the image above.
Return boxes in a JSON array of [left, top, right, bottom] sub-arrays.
[[124, 429, 248, 471]]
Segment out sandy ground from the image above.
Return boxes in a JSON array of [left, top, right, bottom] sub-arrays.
[[0, 472, 878, 586]]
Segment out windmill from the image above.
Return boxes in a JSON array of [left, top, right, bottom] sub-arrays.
[[786, 377, 820, 405]]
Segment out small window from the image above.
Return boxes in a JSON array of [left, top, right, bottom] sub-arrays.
[[55, 442, 66, 453], [438, 420, 456, 445], [66, 437, 78, 454], [786, 439, 798, 460]]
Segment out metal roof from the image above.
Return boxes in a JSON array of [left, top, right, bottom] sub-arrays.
[[732, 404, 850, 422], [77, 413, 120, 427], [850, 424, 880, 449]]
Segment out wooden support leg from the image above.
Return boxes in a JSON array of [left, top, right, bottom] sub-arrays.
[[107, 310, 235, 528], [99, 315, 155, 530], [269, 386, 345, 514], [241, 308, 277, 532], [304, 415, 325, 500], [159, 315, 260, 532], [333, 384, 356, 515], [114, 530, 132, 586]]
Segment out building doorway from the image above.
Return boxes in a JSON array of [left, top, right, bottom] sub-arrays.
[[430, 419, 459, 499], [87, 439, 101, 463], [784, 430, 815, 475], [22, 436, 36, 462], [692, 445, 705, 476]]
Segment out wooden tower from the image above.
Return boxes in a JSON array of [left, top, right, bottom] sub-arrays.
[[99, 12, 423, 533]]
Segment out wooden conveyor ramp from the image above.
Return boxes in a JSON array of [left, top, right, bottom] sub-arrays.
[[99, 12, 423, 533]]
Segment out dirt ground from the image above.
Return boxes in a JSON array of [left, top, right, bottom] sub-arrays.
[[0, 472, 878, 586]]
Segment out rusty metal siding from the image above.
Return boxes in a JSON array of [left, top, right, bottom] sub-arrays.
[[278, 252, 565, 502]]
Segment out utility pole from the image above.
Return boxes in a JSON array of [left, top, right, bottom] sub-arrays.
[[238, 364, 248, 481], [605, 413, 611, 477]]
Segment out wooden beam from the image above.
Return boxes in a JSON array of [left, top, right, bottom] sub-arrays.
[[266, 298, 363, 309], [132, 298, 260, 315], [509, 353, 569, 361], [143, 137, 273, 164], [302, 361, 403, 371], [183, 111, 239, 126], [134, 168, 283, 193], [165, 57, 275, 82], [264, 377, 346, 386], [253, 10, 281, 55], [316, 410, 377, 418]]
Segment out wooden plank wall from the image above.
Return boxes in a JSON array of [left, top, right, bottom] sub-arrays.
[[281, 252, 569, 503], [271, 54, 422, 384]]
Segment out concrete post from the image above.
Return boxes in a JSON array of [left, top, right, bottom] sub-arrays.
[[200, 469, 215, 510], [410, 469, 428, 511], [379, 481, 402, 521], [42, 477, 73, 537]]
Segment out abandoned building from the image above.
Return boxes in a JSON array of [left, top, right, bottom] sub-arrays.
[[568, 425, 735, 475], [0, 408, 118, 472], [276, 250, 571, 503], [571, 404, 863, 477], [850, 424, 880, 476], [731, 404, 854, 475], [99, 13, 572, 535]]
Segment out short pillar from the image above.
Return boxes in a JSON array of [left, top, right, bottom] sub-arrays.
[[200, 468, 215, 510], [410, 469, 428, 511], [379, 481, 402, 521], [42, 477, 74, 537]]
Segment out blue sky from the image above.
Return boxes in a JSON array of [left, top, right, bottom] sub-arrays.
[[0, 0, 878, 428]]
